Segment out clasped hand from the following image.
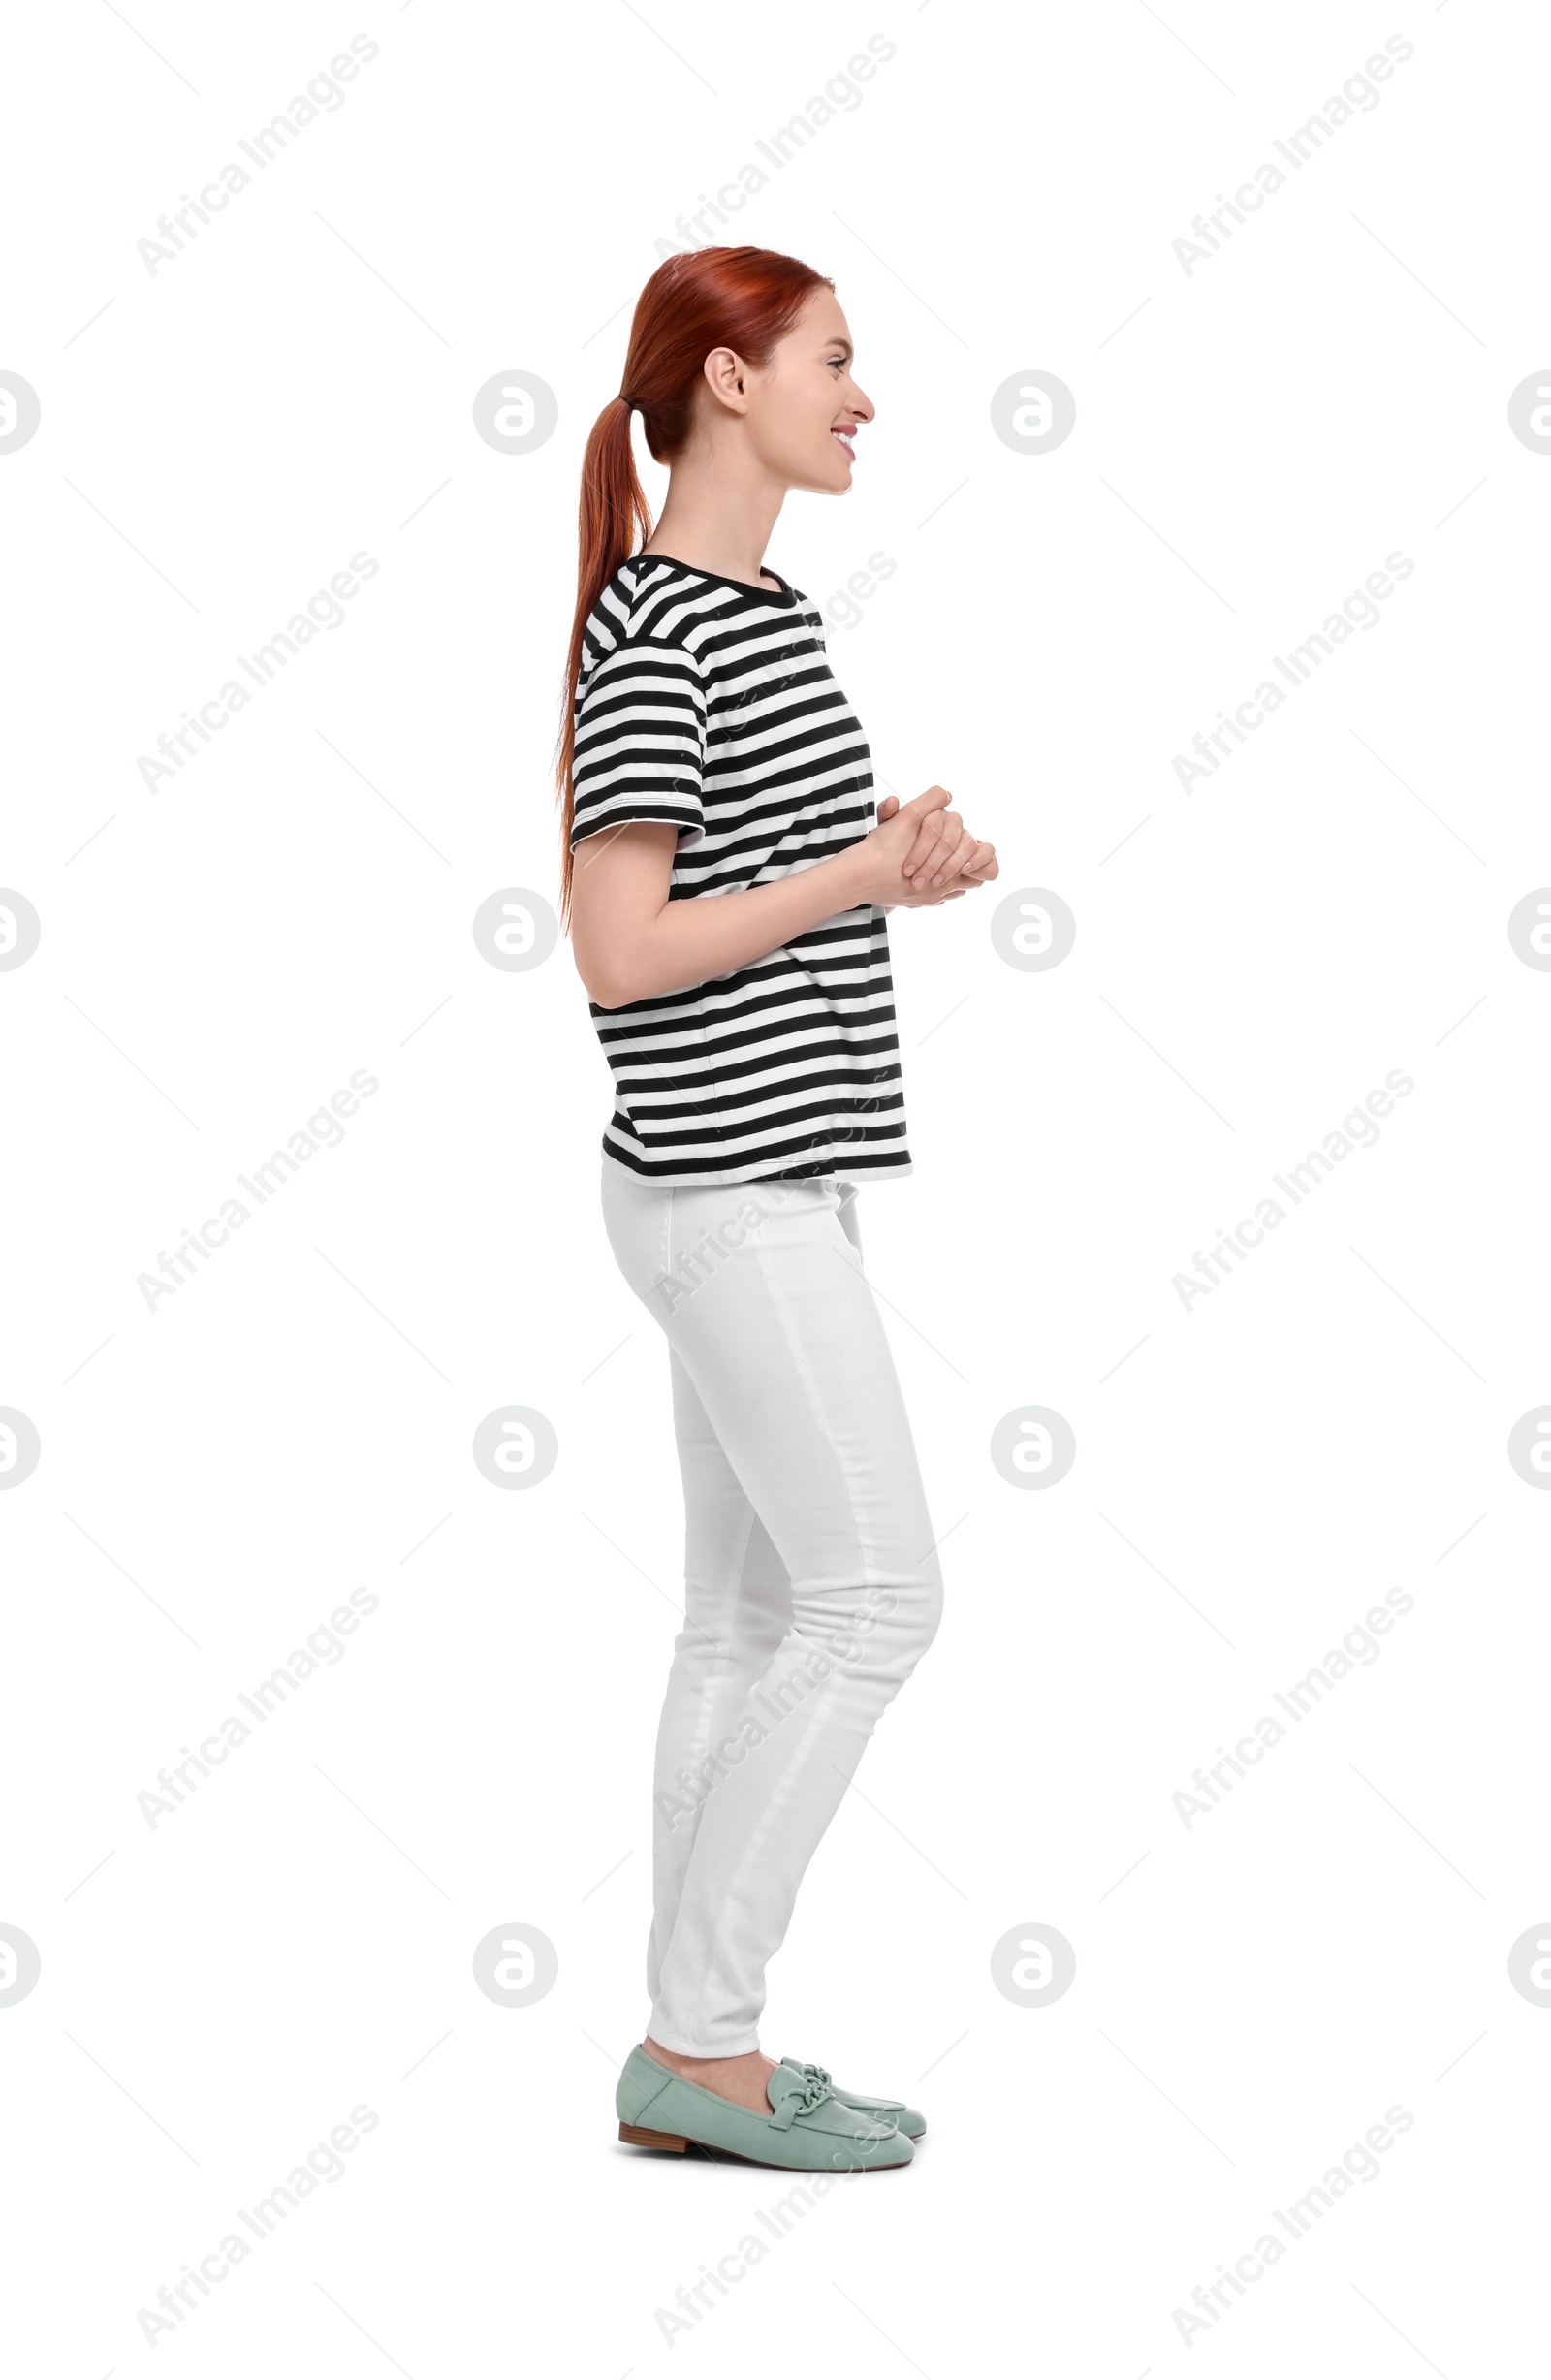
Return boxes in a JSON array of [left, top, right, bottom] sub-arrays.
[[858, 784, 998, 909]]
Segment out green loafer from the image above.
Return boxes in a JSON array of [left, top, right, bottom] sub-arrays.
[[616, 2045, 912, 2172], [780, 2055, 926, 2139]]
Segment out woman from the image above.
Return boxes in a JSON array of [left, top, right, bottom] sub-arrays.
[[556, 245, 997, 2172]]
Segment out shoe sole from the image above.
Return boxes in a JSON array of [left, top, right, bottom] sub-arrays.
[[618, 2120, 911, 2171]]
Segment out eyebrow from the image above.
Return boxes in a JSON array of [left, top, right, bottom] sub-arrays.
[[826, 338, 854, 360]]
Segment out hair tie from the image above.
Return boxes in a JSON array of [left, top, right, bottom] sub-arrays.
[[617, 392, 636, 410]]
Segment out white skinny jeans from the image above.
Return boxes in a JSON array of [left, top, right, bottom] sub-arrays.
[[601, 1162, 944, 2056]]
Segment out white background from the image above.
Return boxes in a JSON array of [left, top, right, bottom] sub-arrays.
[[3, 1, 1547, 2370]]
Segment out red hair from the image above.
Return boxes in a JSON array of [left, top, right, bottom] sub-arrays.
[[553, 244, 833, 925]]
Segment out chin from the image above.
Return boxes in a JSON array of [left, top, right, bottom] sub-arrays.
[[795, 464, 850, 496]]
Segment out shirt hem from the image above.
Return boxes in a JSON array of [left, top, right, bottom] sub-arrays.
[[600, 1143, 913, 1189]]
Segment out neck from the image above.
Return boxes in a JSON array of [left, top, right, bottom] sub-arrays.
[[644, 454, 786, 587]]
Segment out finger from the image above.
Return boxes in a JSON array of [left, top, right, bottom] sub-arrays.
[[906, 813, 961, 880], [944, 833, 995, 885], [902, 818, 949, 879], [929, 827, 975, 887], [902, 782, 953, 825], [904, 814, 948, 858], [876, 794, 901, 821]]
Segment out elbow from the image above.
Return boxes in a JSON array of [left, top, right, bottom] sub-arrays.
[[586, 965, 674, 1010], [579, 961, 640, 1011], [572, 933, 630, 1009]]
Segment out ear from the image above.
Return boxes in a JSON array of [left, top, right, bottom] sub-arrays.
[[703, 346, 750, 414]]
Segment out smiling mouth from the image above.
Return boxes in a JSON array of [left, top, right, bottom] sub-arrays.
[[831, 428, 855, 458]]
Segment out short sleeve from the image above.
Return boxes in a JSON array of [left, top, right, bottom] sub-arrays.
[[570, 638, 706, 850]]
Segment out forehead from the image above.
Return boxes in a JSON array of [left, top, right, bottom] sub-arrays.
[[792, 286, 852, 345]]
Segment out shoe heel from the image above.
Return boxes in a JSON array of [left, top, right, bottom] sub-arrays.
[[619, 2121, 688, 2151]]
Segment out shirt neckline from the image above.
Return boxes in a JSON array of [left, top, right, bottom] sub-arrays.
[[634, 550, 798, 606]]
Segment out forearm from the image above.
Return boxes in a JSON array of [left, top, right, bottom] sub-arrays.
[[586, 843, 871, 1008]]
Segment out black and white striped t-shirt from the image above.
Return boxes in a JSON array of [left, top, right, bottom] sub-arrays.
[[569, 552, 911, 1186]]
